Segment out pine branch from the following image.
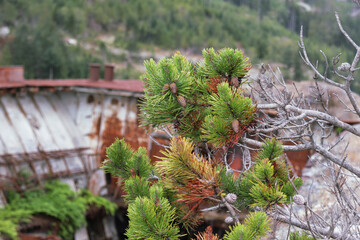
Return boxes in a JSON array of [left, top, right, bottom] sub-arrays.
[[223, 211, 271, 240], [126, 197, 181, 240]]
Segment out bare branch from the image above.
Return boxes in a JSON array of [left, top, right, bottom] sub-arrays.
[[335, 12, 359, 50], [299, 26, 345, 89], [273, 213, 343, 239]]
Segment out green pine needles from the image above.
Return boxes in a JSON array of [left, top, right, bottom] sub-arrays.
[[220, 139, 303, 210], [290, 231, 315, 240], [103, 48, 305, 239], [104, 137, 302, 239], [140, 48, 256, 146], [103, 138, 154, 180], [127, 197, 181, 239], [197, 48, 251, 81], [223, 212, 271, 240], [202, 82, 257, 147]]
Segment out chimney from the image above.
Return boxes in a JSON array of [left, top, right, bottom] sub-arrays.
[[104, 64, 114, 81], [0, 66, 24, 82], [89, 64, 100, 81]]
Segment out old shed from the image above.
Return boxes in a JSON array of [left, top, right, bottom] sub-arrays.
[[0, 65, 156, 208]]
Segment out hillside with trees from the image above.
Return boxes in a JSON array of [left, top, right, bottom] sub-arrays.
[[0, 0, 359, 83]]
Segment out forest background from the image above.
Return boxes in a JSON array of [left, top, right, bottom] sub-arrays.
[[0, 0, 359, 90]]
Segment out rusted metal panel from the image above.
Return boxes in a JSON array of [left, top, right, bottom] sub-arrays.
[[97, 95, 127, 174], [75, 92, 104, 159]]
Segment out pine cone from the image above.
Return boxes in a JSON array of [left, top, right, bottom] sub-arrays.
[[162, 84, 170, 95], [177, 95, 187, 107], [230, 78, 240, 87], [224, 216, 234, 224], [225, 193, 237, 204], [231, 119, 240, 133], [338, 62, 351, 72], [293, 194, 306, 205], [170, 82, 177, 94]]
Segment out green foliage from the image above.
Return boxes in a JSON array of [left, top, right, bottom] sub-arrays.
[[104, 49, 304, 239], [156, 137, 219, 229], [220, 139, 302, 209], [0, 0, 359, 85], [255, 138, 283, 162], [290, 231, 315, 240], [124, 176, 166, 205], [140, 53, 201, 132], [197, 48, 250, 80], [282, 177, 303, 202], [156, 137, 218, 186], [140, 50, 256, 146], [1, 181, 116, 240], [103, 137, 202, 235], [103, 138, 154, 180], [0, 22, 100, 79], [127, 196, 181, 239], [223, 212, 271, 240], [124, 176, 152, 203], [201, 82, 257, 147], [0, 208, 31, 240], [78, 189, 116, 215], [249, 179, 287, 208]]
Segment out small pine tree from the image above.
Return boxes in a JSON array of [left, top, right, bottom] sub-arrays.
[[103, 48, 303, 239]]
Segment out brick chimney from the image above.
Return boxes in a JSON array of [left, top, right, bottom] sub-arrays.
[[104, 64, 114, 81], [0, 66, 24, 82], [89, 64, 100, 81]]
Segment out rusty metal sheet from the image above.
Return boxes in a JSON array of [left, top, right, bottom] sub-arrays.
[[75, 92, 104, 157], [98, 96, 128, 162]]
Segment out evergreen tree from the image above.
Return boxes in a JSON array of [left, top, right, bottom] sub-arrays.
[[103, 48, 305, 239]]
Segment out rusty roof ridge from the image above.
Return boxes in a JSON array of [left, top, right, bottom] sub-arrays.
[[0, 79, 145, 93], [70, 86, 144, 98]]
